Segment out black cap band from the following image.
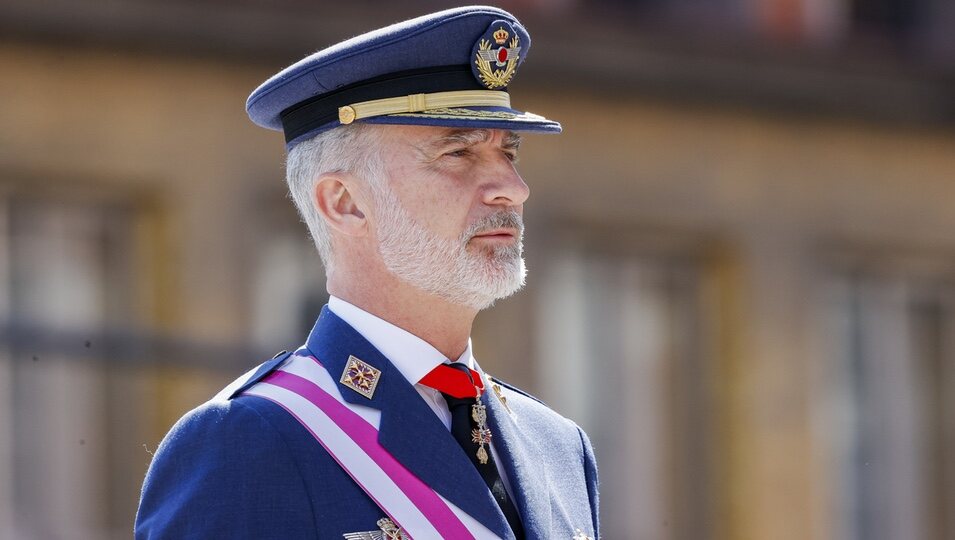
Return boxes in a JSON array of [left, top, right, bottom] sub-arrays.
[[279, 64, 490, 143]]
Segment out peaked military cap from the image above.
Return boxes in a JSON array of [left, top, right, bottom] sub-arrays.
[[246, 5, 561, 149]]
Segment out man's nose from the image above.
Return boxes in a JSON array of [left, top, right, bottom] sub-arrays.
[[482, 158, 530, 207]]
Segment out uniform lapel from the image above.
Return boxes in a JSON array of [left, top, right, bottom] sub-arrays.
[[305, 307, 512, 539], [484, 378, 553, 539]]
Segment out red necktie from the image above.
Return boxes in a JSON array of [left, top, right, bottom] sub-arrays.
[[418, 363, 525, 539], [418, 363, 485, 398]]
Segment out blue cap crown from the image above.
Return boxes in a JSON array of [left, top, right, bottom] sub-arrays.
[[246, 6, 561, 149]]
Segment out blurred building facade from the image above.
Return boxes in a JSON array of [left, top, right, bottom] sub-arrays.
[[1, 1, 955, 539]]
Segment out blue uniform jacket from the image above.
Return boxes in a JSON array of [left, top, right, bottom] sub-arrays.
[[135, 307, 599, 539]]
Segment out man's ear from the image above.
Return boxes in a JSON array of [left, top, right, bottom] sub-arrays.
[[313, 174, 367, 236]]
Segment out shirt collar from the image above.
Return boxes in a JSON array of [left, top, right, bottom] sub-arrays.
[[327, 295, 474, 385]]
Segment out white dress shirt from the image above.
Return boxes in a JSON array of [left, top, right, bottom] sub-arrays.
[[327, 295, 516, 500]]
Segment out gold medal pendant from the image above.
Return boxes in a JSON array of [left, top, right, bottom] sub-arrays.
[[470, 398, 492, 465]]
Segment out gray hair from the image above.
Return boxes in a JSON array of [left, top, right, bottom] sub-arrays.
[[284, 124, 383, 273]]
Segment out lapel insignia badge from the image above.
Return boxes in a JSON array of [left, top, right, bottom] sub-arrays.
[[472, 20, 521, 89], [487, 374, 513, 415], [340, 355, 381, 399], [342, 517, 408, 540], [572, 528, 594, 540]]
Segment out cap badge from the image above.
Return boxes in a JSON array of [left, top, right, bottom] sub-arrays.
[[340, 355, 381, 399], [472, 21, 521, 89]]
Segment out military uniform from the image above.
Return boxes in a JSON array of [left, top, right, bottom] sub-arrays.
[[136, 6, 598, 539], [136, 306, 598, 539]]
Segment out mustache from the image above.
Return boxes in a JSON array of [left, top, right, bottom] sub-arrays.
[[465, 210, 524, 239]]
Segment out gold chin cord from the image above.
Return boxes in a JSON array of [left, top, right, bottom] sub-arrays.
[[338, 90, 511, 124]]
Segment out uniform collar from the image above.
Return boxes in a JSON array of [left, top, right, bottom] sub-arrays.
[[328, 295, 475, 385]]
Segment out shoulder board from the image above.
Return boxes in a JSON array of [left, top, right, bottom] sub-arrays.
[[488, 376, 548, 407], [218, 350, 294, 401]]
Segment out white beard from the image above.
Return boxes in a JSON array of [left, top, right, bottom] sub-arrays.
[[372, 183, 527, 310]]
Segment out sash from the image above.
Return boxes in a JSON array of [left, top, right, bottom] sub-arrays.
[[242, 352, 502, 540]]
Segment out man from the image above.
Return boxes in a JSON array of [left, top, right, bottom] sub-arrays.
[[136, 6, 598, 539]]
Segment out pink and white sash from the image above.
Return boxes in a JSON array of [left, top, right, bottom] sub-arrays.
[[240, 353, 502, 540]]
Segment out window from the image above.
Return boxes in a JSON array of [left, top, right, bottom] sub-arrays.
[[536, 236, 717, 539], [0, 191, 145, 539], [248, 198, 328, 353], [816, 260, 955, 540]]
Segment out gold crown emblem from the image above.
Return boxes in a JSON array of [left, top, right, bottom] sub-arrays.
[[492, 27, 509, 44]]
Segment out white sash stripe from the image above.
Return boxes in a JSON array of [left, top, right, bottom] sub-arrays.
[[244, 382, 444, 539]]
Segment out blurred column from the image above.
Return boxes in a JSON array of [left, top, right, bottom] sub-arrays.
[[537, 246, 714, 540], [729, 231, 816, 540], [0, 197, 13, 539], [814, 270, 949, 540], [849, 279, 924, 540], [10, 201, 107, 540]]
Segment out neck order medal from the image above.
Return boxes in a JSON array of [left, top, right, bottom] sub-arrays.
[[471, 386, 493, 465]]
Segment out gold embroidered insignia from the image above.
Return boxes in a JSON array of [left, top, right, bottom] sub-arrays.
[[340, 355, 381, 399], [342, 517, 408, 540], [473, 27, 521, 89]]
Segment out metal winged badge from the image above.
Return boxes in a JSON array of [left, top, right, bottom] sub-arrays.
[[342, 517, 408, 540], [473, 25, 521, 89]]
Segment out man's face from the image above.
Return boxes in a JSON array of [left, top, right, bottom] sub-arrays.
[[368, 125, 530, 309]]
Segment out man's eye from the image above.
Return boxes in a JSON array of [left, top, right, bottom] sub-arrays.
[[444, 148, 471, 158], [504, 151, 519, 163]]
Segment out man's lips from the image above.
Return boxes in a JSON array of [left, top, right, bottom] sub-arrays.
[[472, 228, 519, 240]]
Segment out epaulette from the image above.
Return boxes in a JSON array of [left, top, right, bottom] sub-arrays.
[[221, 350, 294, 401]]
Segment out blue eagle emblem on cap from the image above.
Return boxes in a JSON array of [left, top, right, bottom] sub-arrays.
[[472, 20, 522, 89]]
